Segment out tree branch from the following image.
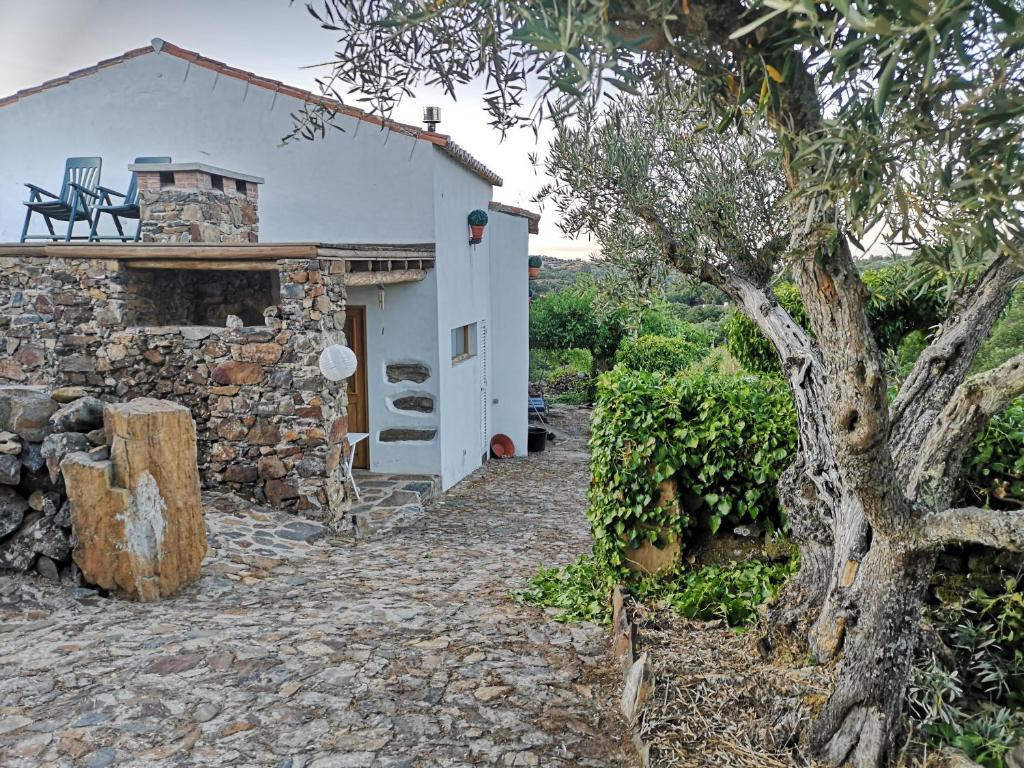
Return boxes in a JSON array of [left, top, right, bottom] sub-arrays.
[[906, 353, 1024, 503], [890, 254, 1023, 476], [920, 505, 1024, 551]]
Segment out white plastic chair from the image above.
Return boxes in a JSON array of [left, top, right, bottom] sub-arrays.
[[346, 432, 369, 500]]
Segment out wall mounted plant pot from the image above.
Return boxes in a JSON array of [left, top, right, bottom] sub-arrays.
[[528, 267, 540, 279], [470, 224, 486, 242]]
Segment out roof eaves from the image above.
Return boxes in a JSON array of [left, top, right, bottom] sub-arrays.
[[488, 201, 540, 234]]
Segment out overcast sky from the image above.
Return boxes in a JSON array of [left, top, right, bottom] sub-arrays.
[[0, 0, 597, 259]]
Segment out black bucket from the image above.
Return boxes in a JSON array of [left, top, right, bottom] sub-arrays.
[[527, 425, 547, 453]]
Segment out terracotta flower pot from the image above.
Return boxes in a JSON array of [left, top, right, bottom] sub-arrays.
[[470, 224, 486, 241], [528, 266, 540, 279]]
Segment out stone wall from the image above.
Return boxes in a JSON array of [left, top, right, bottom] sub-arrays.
[[0, 386, 105, 582], [0, 254, 350, 521], [138, 188, 259, 243]]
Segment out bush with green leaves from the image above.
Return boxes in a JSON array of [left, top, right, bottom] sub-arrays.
[[615, 334, 711, 376], [528, 280, 626, 366], [588, 368, 797, 573], [961, 399, 1024, 509], [725, 263, 948, 374], [909, 574, 1024, 768], [974, 293, 1024, 374], [467, 209, 488, 226], [515, 552, 797, 628]]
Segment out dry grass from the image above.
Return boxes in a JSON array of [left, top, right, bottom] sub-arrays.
[[626, 603, 967, 768], [630, 602, 832, 767]]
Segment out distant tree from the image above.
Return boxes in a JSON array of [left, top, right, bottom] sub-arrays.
[[298, 3, 1024, 763]]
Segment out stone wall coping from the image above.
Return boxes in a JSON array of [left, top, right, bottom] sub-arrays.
[[0, 242, 436, 262], [129, 163, 265, 184]]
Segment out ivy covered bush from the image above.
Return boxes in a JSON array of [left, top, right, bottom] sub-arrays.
[[615, 334, 711, 375], [588, 367, 797, 573], [961, 399, 1024, 509], [725, 263, 948, 374]]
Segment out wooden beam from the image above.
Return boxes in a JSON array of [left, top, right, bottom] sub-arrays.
[[343, 269, 427, 286], [123, 259, 281, 271]]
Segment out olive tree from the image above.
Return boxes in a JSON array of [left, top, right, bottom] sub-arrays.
[[295, 2, 1024, 764]]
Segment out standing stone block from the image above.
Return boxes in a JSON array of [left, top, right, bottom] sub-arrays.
[[62, 398, 206, 601]]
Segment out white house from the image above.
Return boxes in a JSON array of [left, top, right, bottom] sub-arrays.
[[0, 39, 538, 493]]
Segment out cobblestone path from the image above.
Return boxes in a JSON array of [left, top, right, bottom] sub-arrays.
[[0, 408, 631, 768]]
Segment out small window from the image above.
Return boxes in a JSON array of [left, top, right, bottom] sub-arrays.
[[235, 179, 248, 195], [159, 171, 175, 188], [451, 323, 477, 364], [210, 174, 224, 191]]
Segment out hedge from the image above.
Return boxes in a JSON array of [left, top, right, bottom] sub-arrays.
[[589, 369, 1022, 577], [615, 334, 711, 375], [588, 368, 797, 573]]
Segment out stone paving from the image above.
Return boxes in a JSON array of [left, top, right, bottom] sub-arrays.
[[0, 407, 632, 767], [347, 473, 441, 539]]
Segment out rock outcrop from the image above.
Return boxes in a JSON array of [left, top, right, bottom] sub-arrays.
[[62, 399, 206, 601]]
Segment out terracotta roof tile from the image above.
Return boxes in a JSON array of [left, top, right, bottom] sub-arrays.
[[0, 39, 503, 187]]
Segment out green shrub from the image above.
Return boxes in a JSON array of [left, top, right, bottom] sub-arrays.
[[514, 554, 616, 623], [910, 574, 1024, 767], [961, 399, 1024, 508], [589, 368, 797, 573], [515, 552, 797, 627], [528, 255, 543, 268], [529, 348, 592, 383], [468, 208, 489, 226], [725, 263, 948, 374], [529, 280, 626, 365], [615, 334, 710, 375], [635, 557, 798, 626], [724, 284, 807, 374], [974, 293, 1024, 373]]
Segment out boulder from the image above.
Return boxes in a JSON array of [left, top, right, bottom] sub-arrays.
[[19, 442, 44, 473], [0, 454, 20, 486], [48, 396, 105, 433], [0, 511, 69, 570], [62, 398, 206, 601], [0, 486, 28, 537], [0, 431, 21, 456], [50, 386, 87, 404], [0, 386, 57, 442], [41, 432, 91, 483]]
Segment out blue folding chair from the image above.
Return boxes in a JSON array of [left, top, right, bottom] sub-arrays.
[[89, 156, 171, 242], [20, 157, 102, 242]]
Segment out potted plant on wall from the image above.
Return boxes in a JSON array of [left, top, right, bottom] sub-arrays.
[[468, 209, 489, 244], [528, 255, 542, 279]]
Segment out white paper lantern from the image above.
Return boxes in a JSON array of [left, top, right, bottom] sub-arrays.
[[319, 344, 358, 381]]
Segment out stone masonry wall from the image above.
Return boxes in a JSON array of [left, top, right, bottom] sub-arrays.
[[0, 255, 349, 521], [138, 188, 259, 243]]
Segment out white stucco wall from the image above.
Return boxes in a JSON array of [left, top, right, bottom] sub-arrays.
[[432, 154, 495, 490], [487, 211, 530, 457], [346, 279, 441, 477], [0, 51, 436, 243]]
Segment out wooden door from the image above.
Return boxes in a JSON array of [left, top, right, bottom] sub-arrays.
[[344, 307, 369, 469]]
